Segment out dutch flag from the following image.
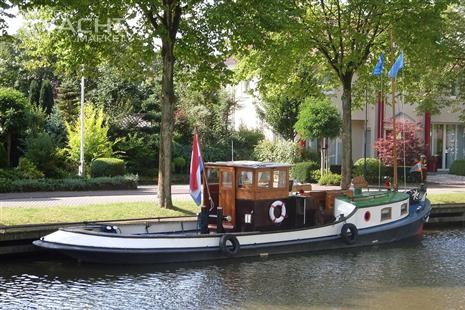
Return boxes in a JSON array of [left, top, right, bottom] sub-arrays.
[[189, 128, 204, 206]]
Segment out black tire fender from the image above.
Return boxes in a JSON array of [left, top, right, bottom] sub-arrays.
[[340, 223, 358, 245], [219, 234, 240, 256]]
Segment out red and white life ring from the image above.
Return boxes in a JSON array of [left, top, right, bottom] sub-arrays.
[[269, 200, 286, 224]]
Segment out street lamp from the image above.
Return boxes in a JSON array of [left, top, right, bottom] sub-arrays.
[[78, 76, 85, 176]]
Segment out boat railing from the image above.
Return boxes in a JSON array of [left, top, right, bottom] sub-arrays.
[[350, 191, 392, 202]]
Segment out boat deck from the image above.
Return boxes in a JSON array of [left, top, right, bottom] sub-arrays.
[[338, 191, 409, 208]]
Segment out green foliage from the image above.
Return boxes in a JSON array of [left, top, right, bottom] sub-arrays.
[[231, 126, 264, 160], [39, 79, 54, 114], [254, 140, 301, 164], [260, 96, 300, 140], [28, 80, 40, 105], [24, 132, 64, 178], [118, 132, 159, 177], [319, 172, 341, 186], [45, 107, 67, 148], [172, 157, 187, 174], [295, 97, 341, 140], [91, 158, 126, 178], [0, 143, 7, 168], [16, 157, 44, 179], [449, 160, 465, 176], [291, 161, 319, 183], [0, 168, 22, 180], [56, 79, 79, 124], [353, 157, 385, 184], [0, 175, 138, 193], [65, 104, 115, 163]]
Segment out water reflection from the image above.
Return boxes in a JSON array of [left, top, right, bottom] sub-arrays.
[[1, 230, 465, 309]]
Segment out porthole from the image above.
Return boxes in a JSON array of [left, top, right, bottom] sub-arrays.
[[364, 211, 371, 222]]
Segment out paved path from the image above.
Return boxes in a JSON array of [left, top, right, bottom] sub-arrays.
[[1, 173, 465, 208]]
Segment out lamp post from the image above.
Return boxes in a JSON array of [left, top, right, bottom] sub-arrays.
[[78, 76, 85, 176]]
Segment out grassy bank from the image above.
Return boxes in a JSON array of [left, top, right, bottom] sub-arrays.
[[0, 201, 198, 226], [428, 193, 465, 204]]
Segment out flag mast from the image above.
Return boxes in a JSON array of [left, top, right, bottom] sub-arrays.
[[390, 30, 398, 191]]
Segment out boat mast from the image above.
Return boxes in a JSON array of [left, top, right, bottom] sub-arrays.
[[390, 29, 398, 191]]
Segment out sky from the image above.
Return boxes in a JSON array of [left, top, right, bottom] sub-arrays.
[[5, 6, 24, 35]]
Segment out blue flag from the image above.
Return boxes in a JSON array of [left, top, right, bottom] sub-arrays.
[[372, 52, 384, 76], [388, 52, 404, 79]]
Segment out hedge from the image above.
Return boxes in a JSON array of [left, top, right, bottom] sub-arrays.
[[0, 175, 138, 193], [353, 157, 384, 183], [291, 161, 319, 183], [91, 158, 126, 178], [319, 172, 341, 186], [450, 160, 465, 176]]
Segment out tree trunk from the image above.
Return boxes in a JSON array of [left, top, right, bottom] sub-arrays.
[[340, 74, 353, 189], [320, 137, 324, 176], [158, 39, 176, 208], [6, 132, 11, 167]]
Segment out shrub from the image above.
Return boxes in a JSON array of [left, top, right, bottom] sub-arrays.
[[231, 126, 264, 160], [172, 156, 187, 173], [319, 172, 341, 186], [291, 161, 319, 183], [353, 157, 384, 183], [254, 140, 301, 164], [310, 169, 321, 183], [66, 104, 115, 163], [0, 168, 22, 180], [16, 157, 44, 179], [450, 160, 465, 176], [0, 175, 138, 193], [91, 158, 126, 177], [25, 132, 59, 177]]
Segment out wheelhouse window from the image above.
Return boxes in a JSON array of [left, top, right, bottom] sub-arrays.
[[273, 170, 286, 188], [381, 207, 392, 221], [222, 171, 233, 188], [207, 169, 219, 184], [401, 203, 408, 215], [238, 170, 253, 188], [257, 171, 271, 188]]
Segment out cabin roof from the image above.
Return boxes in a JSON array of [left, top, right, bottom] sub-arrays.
[[205, 160, 292, 169]]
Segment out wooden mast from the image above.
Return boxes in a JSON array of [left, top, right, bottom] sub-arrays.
[[390, 29, 398, 191]]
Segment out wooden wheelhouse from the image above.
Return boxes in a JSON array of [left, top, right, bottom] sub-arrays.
[[203, 161, 349, 233]]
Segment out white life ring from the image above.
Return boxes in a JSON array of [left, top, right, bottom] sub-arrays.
[[269, 200, 286, 224]]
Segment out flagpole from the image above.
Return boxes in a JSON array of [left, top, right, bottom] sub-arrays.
[[196, 129, 214, 209], [390, 30, 398, 191]]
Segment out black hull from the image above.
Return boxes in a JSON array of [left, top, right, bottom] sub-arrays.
[[33, 203, 429, 264]]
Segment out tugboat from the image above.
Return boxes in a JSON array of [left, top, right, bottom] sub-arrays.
[[33, 160, 431, 264]]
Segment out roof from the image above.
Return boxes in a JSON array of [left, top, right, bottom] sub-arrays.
[[205, 161, 292, 169]]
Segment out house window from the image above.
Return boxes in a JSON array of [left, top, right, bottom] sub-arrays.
[[381, 207, 392, 221], [222, 171, 233, 188], [401, 203, 408, 215], [273, 170, 287, 188], [257, 171, 271, 188], [238, 170, 253, 188]]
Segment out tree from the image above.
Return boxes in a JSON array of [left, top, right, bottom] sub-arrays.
[[39, 79, 54, 114], [65, 104, 114, 165], [55, 79, 79, 124], [0, 87, 30, 166], [259, 96, 300, 140], [13, 2, 232, 208], [230, 0, 449, 189], [0, 1, 12, 37], [28, 79, 40, 105], [375, 120, 423, 166], [295, 97, 341, 175]]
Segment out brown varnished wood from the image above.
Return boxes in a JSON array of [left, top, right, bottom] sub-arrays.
[[219, 167, 236, 227]]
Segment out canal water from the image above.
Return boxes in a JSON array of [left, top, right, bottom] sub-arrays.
[[1, 229, 465, 309]]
